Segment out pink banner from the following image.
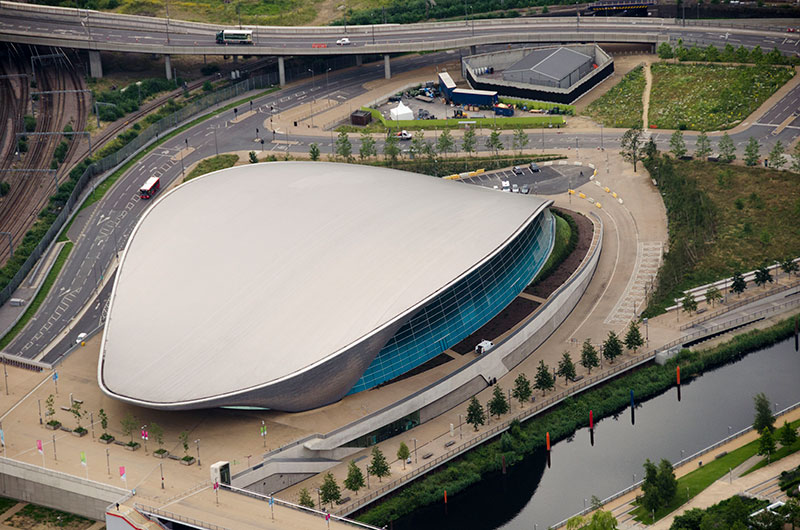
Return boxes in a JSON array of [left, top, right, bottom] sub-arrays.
[[36, 440, 43, 454], [119, 466, 126, 479]]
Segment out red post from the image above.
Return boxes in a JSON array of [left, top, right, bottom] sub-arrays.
[[546, 432, 550, 451], [589, 410, 593, 430], [677, 365, 681, 385], [444, 489, 448, 504]]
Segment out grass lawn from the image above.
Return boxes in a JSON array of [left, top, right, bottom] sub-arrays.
[[0, 497, 17, 515], [0, 243, 73, 349], [648, 63, 794, 131], [742, 418, 800, 476], [6, 503, 94, 530], [583, 65, 645, 128], [632, 440, 760, 523], [114, 0, 318, 26], [184, 154, 239, 182], [349, 107, 566, 133], [683, 161, 800, 287]]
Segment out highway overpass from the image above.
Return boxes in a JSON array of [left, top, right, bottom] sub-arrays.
[[0, 1, 795, 82]]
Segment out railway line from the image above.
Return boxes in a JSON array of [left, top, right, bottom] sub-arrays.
[[0, 46, 87, 268]]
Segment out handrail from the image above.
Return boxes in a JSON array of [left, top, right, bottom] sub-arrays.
[[135, 504, 232, 530]]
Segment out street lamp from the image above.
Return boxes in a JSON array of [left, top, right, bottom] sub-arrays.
[[326, 67, 332, 90], [308, 68, 314, 90], [210, 125, 219, 156], [412, 438, 418, 464], [194, 439, 201, 467], [317, 488, 322, 509]]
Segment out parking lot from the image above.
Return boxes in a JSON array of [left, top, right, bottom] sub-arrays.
[[376, 92, 497, 122], [458, 162, 590, 195]]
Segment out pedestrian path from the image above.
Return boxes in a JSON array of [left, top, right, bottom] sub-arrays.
[[605, 241, 662, 326]]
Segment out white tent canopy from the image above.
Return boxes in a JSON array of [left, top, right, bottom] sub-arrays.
[[389, 102, 413, 121]]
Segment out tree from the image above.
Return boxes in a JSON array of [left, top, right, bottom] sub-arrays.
[[624, 321, 644, 352], [620, 126, 645, 171], [754, 265, 773, 288], [512, 373, 532, 408], [643, 137, 658, 162], [669, 130, 686, 158], [656, 459, 677, 506], [488, 385, 509, 418], [556, 351, 576, 384], [580, 339, 600, 373], [744, 137, 760, 166], [309, 143, 320, 161], [367, 446, 390, 482], [641, 459, 661, 514], [466, 396, 485, 431], [69, 401, 84, 431], [512, 126, 529, 154], [751, 509, 785, 530], [779, 497, 800, 530], [359, 133, 377, 160], [753, 392, 775, 433], [178, 430, 190, 456], [778, 420, 798, 447], [383, 132, 400, 163], [768, 140, 786, 170], [298, 487, 315, 508], [150, 422, 165, 453], [657, 42, 674, 59], [585, 510, 618, 529], [781, 258, 799, 277], [320, 472, 341, 507], [485, 129, 504, 156], [248, 151, 258, 164], [694, 131, 711, 160], [344, 460, 365, 495], [436, 128, 455, 157], [397, 442, 410, 470], [758, 427, 776, 463], [731, 271, 747, 296], [602, 331, 623, 364], [682, 295, 698, 316], [0, 181, 9, 197], [45, 394, 56, 422], [718, 132, 736, 163], [534, 359, 555, 395], [411, 130, 427, 162], [462, 128, 476, 156], [120, 412, 138, 444], [98, 408, 109, 436], [705, 286, 722, 307], [792, 142, 800, 173], [335, 131, 352, 160]]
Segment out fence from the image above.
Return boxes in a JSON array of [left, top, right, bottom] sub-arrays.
[[550, 399, 800, 528], [679, 279, 800, 331], [135, 504, 232, 530]]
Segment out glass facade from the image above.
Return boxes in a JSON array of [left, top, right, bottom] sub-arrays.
[[348, 209, 554, 395]]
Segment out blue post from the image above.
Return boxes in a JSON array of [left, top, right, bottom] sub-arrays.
[[630, 389, 635, 409]]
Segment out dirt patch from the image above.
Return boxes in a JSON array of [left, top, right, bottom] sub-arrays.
[[525, 208, 593, 299], [5, 504, 94, 530], [375, 352, 454, 388], [450, 297, 540, 355]]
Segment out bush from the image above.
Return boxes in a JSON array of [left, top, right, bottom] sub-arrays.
[[201, 64, 220, 76], [23, 114, 36, 132], [203, 81, 213, 92], [0, 182, 9, 197]]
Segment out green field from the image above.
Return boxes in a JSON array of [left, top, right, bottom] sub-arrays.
[[113, 0, 317, 26], [648, 63, 794, 131], [350, 107, 565, 133], [184, 154, 239, 182], [583, 65, 645, 128]]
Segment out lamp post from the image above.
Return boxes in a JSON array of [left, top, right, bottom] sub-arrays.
[[326, 67, 332, 90], [195, 439, 201, 467], [317, 488, 322, 509], [210, 125, 218, 156], [412, 438, 418, 464], [307, 68, 314, 90]]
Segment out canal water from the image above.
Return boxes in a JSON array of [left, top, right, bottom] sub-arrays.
[[395, 337, 800, 530]]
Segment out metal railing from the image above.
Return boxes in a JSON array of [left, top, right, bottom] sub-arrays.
[[135, 504, 231, 530], [680, 279, 800, 330], [551, 399, 800, 528]]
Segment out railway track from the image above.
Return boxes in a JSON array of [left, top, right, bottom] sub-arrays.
[[0, 46, 83, 268]]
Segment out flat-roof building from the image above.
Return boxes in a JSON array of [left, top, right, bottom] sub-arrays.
[[98, 162, 554, 411]]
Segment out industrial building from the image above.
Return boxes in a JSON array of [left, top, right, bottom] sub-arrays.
[[462, 44, 614, 104], [98, 162, 554, 412]]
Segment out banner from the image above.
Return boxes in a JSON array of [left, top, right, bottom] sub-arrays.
[[119, 466, 126, 481], [80, 452, 87, 466], [36, 440, 43, 454]]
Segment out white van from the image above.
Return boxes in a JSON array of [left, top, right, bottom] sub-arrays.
[[475, 340, 494, 354], [501, 180, 510, 192]]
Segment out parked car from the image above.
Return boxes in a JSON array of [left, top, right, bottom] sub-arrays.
[[529, 162, 540, 172], [75, 332, 88, 345], [511, 183, 520, 193], [501, 180, 511, 192], [388, 94, 402, 102], [521, 184, 530, 194], [336, 37, 351, 45], [512, 166, 523, 175], [396, 130, 412, 140]]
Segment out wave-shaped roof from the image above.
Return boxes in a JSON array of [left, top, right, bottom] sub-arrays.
[[99, 162, 548, 405]]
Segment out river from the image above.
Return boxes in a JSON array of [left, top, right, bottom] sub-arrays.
[[394, 336, 800, 530]]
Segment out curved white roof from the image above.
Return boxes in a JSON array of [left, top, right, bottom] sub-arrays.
[[99, 162, 549, 405]]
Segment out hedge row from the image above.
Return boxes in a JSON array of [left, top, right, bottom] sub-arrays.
[[530, 209, 578, 285], [357, 315, 800, 526]]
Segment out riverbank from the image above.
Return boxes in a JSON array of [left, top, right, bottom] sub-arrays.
[[357, 310, 800, 526]]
